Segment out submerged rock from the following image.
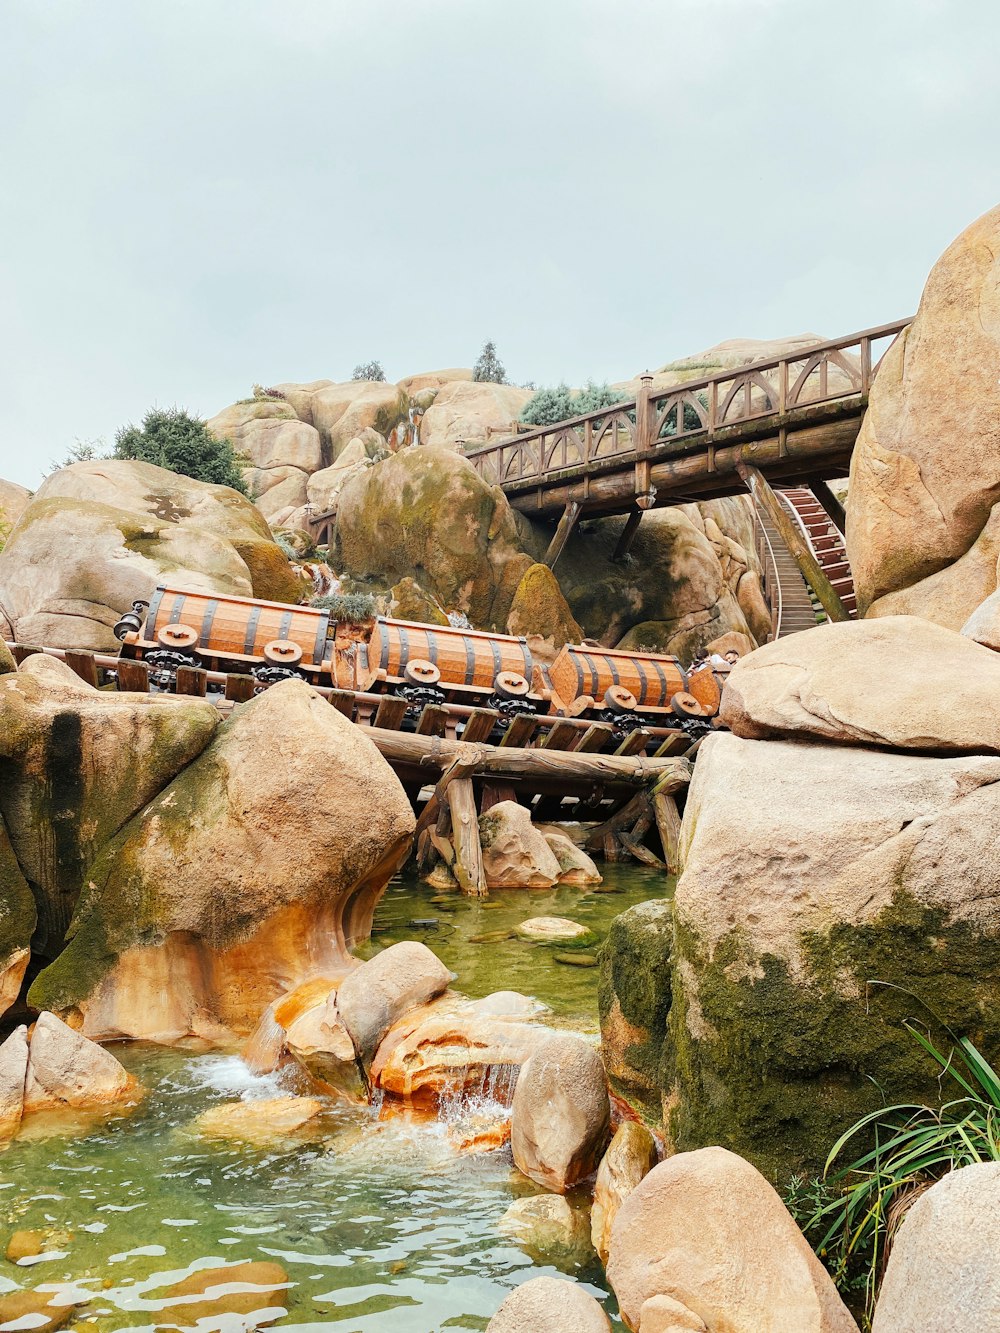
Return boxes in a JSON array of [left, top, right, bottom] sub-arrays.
[[498, 1193, 594, 1262], [193, 1096, 325, 1146], [515, 916, 593, 944], [606, 1147, 858, 1333], [479, 802, 562, 889], [591, 1120, 658, 1266], [29, 680, 415, 1043], [511, 1033, 610, 1193], [872, 1162, 1000, 1332], [157, 1261, 289, 1328], [486, 1276, 611, 1332], [0, 1287, 80, 1332]]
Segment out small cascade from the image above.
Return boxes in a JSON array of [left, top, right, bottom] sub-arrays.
[[436, 1061, 520, 1154], [291, 562, 339, 599], [242, 1004, 286, 1075]]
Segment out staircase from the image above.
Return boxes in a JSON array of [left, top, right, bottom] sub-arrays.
[[754, 486, 858, 639]]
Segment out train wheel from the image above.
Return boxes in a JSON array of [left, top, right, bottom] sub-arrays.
[[403, 658, 441, 687], [493, 671, 530, 700], [603, 685, 639, 714], [263, 639, 304, 666], [156, 623, 198, 650], [671, 691, 706, 719]]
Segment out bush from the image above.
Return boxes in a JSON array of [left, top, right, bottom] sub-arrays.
[[49, 438, 109, 472], [310, 590, 379, 622], [352, 361, 386, 382], [472, 340, 506, 384], [520, 380, 627, 427], [113, 407, 249, 495]]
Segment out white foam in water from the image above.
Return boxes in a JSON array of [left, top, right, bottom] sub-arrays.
[[171, 1055, 290, 1101]]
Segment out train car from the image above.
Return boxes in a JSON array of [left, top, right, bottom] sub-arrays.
[[113, 583, 723, 722]]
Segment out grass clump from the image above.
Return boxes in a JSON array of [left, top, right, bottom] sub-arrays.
[[310, 590, 378, 622]]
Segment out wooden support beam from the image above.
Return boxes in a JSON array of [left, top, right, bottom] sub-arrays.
[[652, 788, 683, 875], [373, 695, 409, 731], [328, 688, 357, 718], [461, 708, 499, 744], [499, 714, 542, 749], [64, 649, 100, 689], [810, 479, 847, 536], [543, 501, 581, 570], [612, 509, 643, 563], [413, 753, 483, 839], [447, 777, 487, 896], [481, 781, 517, 811], [176, 665, 208, 697], [541, 719, 582, 751], [117, 659, 150, 693], [736, 462, 850, 623], [415, 703, 449, 737]]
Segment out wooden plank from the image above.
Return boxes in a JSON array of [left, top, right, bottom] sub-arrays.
[[116, 659, 150, 693], [415, 704, 449, 737], [175, 665, 208, 697], [64, 649, 100, 689], [651, 731, 690, 758], [584, 791, 649, 851], [615, 728, 651, 757], [329, 689, 357, 719], [541, 719, 581, 751], [414, 753, 483, 839], [11, 644, 40, 665], [543, 500, 582, 570], [447, 777, 487, 897], [224, 673, 255, 703], [372, 695, 408, 731], [461, 708, 499, 744], [810, 479, 847, 535], [653, 789, 683, 875], [737, 462, 850, 623], [574, 722, 615, 753], [481, 782, 517, 812], [498, 713, 542, 749], [620, 831, 666, 869]]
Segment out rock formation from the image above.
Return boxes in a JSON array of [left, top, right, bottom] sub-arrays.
[[0, 459, 300, 649], [0, 478, 31, 533], [606, 1147, 857, 1332], [511, 1032, 610, 1192], [847, 203, 1000, 627], [419, 380, 532, 450], [27, 677, 415, 1041], [590, 1121, 658, 1266], [334, 940, 453, 1063], [486, 1276, 612, 1332]]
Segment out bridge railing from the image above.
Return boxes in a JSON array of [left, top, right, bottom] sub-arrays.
[[466, 319, 911, 488]]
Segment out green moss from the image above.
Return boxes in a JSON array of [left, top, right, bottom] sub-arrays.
[[0, 813, 36, 972], [665, 889, 1000, 1184], [0, 641, 16, 676], [504, 562, 582, 647], [232, 537, 302, 604]]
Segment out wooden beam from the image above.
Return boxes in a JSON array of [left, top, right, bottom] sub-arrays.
[[543, 501, 581, 569], [414, 753, 483, 839], [810, 479, 847, 536], [737, 462, 850, 623], [652, 788, 683, 875], [447, 777, 487, 896], [612, 509, 643, 563]]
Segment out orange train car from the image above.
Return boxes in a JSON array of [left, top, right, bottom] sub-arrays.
[[544, 643, 722, 720], [352, 617, 535, 698]]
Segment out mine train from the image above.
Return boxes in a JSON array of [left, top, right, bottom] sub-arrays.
[[113, 585, 724, 731]]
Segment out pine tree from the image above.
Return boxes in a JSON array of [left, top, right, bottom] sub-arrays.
[[472, 340, 507, 384]]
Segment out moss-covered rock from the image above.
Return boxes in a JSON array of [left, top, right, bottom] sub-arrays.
[[0, 653, 219, 959], [505, 563, 582, 660], [666, 732, 1000, 1183], [0, 460, 301, 649], [0, 811, 35, 1018], [388, 577, 449, 626], [29, 679, 415, 1041], [335, 447, 532, 629], [598, 900, 674, 1119]]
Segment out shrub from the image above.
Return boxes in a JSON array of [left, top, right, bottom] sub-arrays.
[[352, 361, 386, 382], [49, 438, 109, 472], [113, 407, 249, 495], [310, 590, 379, 622], [472, 340, 507, 384], [520, 380, 627, 427]]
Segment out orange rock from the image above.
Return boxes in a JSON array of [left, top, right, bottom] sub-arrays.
[[157, 1261, 289, 1327]]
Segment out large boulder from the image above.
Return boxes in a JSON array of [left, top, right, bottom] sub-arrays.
[[22, 1011, 140, 1113], [504, 562, 583, 658], [0, 815, 34, 1019], [511, 1033, 610, 1192], [0, 654, 219, 956], [419, 380, 532, 450], [334, 447, 532, 628], [207, 400, 323, 524], [479, 802, 562, 890], [305, 438, 369, 513], [28, 679, 415, 1042], [872, 1162, 1000, 1332], [486, 1277, 611, 1332], [720, 616, 1000, 753], [847, 204, 1000, 625], [309, 381, 409, 460], [0, 460, 300, 649], [0, 1026, 29, 1141], [664, 731, 1000, 1177], [606, 1147, 857, 1333]]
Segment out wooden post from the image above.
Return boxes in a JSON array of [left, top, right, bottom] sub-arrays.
[[810, 479, 847, 536], [612, 509, 643, 563], [652, 788, 683, 875], [544, 501, 581, 569], [447, 778, 487, 896], [737, 462, 850, 623]]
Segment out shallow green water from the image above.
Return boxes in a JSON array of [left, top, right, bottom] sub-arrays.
[[0, 866, 673, 1332]]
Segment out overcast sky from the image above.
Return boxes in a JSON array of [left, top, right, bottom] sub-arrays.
[[2, 0, 998, 489]]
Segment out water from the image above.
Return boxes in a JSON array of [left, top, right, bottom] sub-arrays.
[[0, 865, 673, 1331]]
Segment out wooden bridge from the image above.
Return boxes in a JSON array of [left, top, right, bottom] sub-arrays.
[[465, 319, 911, 626]]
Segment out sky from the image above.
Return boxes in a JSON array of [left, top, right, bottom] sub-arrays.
[[2, 0, 999, 489]]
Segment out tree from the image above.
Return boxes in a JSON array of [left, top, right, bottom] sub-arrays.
[[520, 380, 626, 426], [49, 438, 109, 472], [352, 361, 386, 382], [473, 340, 507, 384], [113, 407, 249, 494]]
